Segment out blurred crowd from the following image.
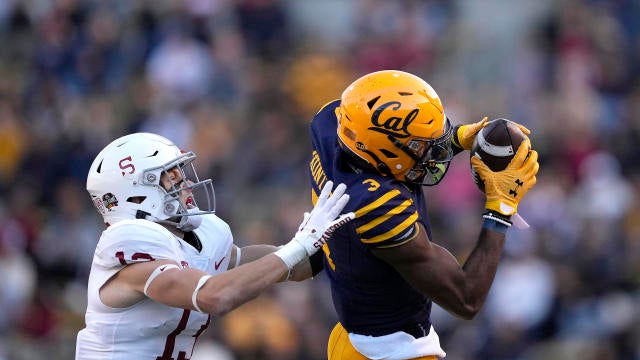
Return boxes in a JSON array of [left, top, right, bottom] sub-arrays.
[[0, 0, 639, 359]]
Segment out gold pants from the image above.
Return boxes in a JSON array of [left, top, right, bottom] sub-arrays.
[[327, 322, 438, 360]]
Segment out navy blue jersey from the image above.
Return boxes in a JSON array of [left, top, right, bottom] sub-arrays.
[[308, 100, 433, 337]]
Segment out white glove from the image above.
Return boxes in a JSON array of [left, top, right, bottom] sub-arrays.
[[274, 181, 354, 269]]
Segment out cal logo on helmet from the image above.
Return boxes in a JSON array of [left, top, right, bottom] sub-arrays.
[[336, 70, 454, 186]]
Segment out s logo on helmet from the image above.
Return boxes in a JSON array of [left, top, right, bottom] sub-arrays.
[[119, 156, 136, 176], [370, 101, 417, 138]]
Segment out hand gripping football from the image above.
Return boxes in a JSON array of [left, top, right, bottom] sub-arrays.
[[470, 118, 527, 192]]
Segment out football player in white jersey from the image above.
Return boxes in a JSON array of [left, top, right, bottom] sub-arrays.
[[75, 133, 353, 360]]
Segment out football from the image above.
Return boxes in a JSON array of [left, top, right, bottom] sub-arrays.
[[470, 118, 527, 191]]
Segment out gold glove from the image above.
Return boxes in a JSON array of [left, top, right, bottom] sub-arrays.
[[471, 139, 539, 216], [452, 117, 488, 150], [453, 117, 531, 151]]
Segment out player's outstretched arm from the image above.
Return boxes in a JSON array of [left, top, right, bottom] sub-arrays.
[[140, 256, 291, 316], [138, 181, 353, 316], [372, 140, 539, 319], [372, 223, 505, 319], [224, 181, 354, 282], [226, 244, 318, 282]]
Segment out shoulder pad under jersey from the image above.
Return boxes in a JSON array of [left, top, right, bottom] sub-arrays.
[[349, 178, 419, 249], [94, 219, 180, 268], [193, 214, 234, 257]]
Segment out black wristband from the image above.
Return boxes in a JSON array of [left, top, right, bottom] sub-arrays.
[[309, 251, 325, 277], [482, 211, 512, 227], [450, 125, 465, 155]]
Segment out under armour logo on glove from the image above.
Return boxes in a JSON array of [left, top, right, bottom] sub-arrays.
[[509, 179, 524, 197], [471, 138, 539, 216]]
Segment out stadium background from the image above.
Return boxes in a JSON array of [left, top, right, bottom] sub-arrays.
[[0, 0, 639, 359]]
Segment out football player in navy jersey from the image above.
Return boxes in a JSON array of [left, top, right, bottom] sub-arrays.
[[307, 70, 539, 359]]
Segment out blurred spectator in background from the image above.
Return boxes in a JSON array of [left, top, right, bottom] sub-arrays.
[[0, 0, 639, 359]]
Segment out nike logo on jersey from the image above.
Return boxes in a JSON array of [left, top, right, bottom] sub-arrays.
[[214, 257, 226, 270], [159, 265, 168, 271]]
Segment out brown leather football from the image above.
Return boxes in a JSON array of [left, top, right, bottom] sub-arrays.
[[470, 118, 526, 191]]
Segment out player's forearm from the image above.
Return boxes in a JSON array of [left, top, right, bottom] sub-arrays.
[[416, 227, 505, 320], [196, 253, 288, 316], [456, 227, 506, 318], [236, 244, 279, 265], [288, 258, 313, 281], [237, 244, 313, 281]]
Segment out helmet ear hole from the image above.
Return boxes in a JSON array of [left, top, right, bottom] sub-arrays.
[[127, 196, 146, 204], [342, 127, 357, 141]]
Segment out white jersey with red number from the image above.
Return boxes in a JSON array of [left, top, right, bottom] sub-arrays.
[[75, 214, 233, 360]]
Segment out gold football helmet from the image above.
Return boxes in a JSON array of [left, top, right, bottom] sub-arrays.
[[336, 70, 453, 186]]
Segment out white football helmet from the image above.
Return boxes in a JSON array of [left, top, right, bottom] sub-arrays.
[[86, 133, 215, 230]]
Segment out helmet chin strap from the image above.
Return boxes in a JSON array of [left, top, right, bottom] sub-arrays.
[[145, 207, 203, 232], [176, 208, 203, 232]]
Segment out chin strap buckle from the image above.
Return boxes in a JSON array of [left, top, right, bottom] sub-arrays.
[[136, 210, 150, 219]]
